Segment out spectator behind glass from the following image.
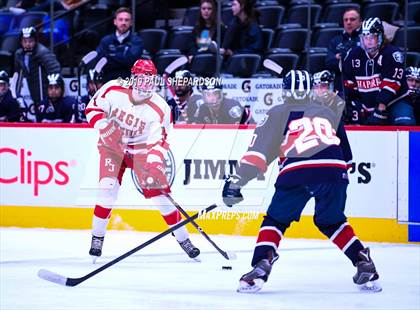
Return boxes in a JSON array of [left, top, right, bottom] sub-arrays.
[[325, 8, 361, 94], [96, 7, 144, 82], [190, 0, 225, 57], [220, 0, 262, 56], [36, 73, 76, 123], [0, 71, 22, 122], [14, 27, 61, 107]]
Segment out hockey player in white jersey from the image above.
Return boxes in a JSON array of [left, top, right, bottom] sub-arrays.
[[85, 59, 200, 261]]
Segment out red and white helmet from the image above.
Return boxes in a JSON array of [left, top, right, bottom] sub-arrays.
[[131, 59, 157, 97]]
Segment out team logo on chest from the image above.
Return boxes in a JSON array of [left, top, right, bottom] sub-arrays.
[[355, 74, 381, 92], [109, 107, 146, 135]]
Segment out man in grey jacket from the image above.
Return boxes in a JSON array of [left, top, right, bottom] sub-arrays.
[[14, 27, 61, 106]]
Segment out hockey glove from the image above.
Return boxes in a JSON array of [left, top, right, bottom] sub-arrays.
[[366, 107, 388, 125], [141, 162, 168, 189], [222, 175, 244, 207], [99, 121, 123, 151]]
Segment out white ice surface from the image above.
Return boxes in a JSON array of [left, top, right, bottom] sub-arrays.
[[1, 228, 419, 310]]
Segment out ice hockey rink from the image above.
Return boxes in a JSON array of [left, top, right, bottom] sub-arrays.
[[0, 228, 419, 310]]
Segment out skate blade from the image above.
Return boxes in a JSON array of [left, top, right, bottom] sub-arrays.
[[192, 256, 201, 262], [357, 280, 382, 293], [237, 279, 264, 293], [90, 255, 99, 264]]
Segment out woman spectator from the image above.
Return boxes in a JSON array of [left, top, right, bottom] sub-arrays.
[[190, 0, 225, 56], [220, 0, 262, 56]]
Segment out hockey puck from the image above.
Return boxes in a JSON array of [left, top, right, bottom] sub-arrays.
[[222, 266, 232, 270]]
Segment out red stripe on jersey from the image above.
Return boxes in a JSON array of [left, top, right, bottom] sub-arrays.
[[331, 224, 356, 250], [94, 205, 112, 219], [145, 100, 164, 123], [280, 131, 299, 156], [256, 228, 282, 247], [380, 80, 400, 92], [85, 107, 104, 115], [147, 149, 164, 161], [344, 80, 356, 89], [127, 143, 148, 150], [162, 210, 181, 225], [241, 154, 267, 173], [279, 162, 347, 175], [89, 112, 106, 128], [101, 85, 130, 98]]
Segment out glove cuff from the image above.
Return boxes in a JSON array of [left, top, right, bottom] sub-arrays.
[[100, 123, 117, 138], [226, 174, 246, 188]]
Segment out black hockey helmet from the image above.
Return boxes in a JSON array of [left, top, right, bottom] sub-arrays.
[[405, 66, 420, 90], [47, 73, 64, 88], [200, 79, 223, 108], [312, 70, 336, 102], [312, 70, 335, 86], [405, 66, 420, 80], [20, 26, 38, 42], [87, 69, 104, 85], [174, 70, 193, 97], [0, 70, 9, 96], [282, 70, 311, 101], [360, 17, 384, 54], [20, 27, 38, 54], [0, 70, 9, 84], [47, 73, 64, 101]]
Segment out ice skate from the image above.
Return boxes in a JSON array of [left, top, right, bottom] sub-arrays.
[[178, 238, 200, 261], [89, 235, 104, 263], [237, 259, 272, 293], [353, 248, 382, 292]]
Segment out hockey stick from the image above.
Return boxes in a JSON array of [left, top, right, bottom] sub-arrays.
[[162, 56, 188, 103], [94, 57, 107, 75], [164, 193, 237, 260], [10, 72, 18, 98], [37, 203, 217, 287], [165, 56, 188, 76], [77, 51, 98, 98], [263, 59, 283, 76]]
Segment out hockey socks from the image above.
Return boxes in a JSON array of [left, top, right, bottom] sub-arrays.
[[320, 221, 364, 266], [251, 215, 284, 266], [92, 204, 111, 238]]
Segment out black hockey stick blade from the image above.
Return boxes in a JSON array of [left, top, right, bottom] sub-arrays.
[[37, 203, 218, 287]]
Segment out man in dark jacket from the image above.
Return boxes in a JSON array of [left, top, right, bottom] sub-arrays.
[[325, 8, 361, 94], [0, 71, 21, 122], [96, 7, 144, 82], [14, 27, 61, 106]]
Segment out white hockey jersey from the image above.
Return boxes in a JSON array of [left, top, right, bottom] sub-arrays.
[[85, 79, 172, 164]]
